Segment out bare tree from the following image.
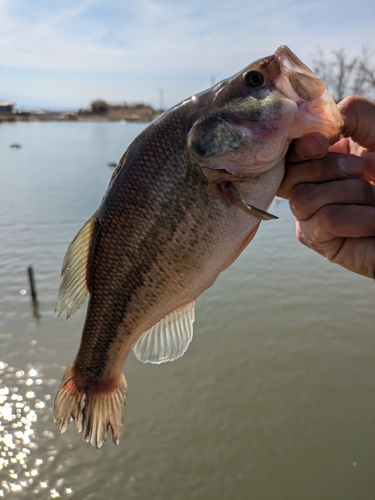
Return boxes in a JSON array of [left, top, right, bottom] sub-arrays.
[[312, 47, 375, 102]]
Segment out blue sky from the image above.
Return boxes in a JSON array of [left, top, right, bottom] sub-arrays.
[[1, 0, 374, 110]]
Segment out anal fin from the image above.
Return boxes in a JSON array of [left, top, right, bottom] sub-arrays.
[[133, 301, 195, 364]]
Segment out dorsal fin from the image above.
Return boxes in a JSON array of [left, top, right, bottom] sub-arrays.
[[133, 302, 195, 364], [55, 214, 96, 318]]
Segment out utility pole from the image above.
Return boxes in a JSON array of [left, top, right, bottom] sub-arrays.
[[159, 89, 164, 111]]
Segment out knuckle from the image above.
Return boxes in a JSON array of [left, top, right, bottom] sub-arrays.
[[345, 178, 374, 204], [289, 183, 316, 211], [296, 220, 320, 250], [315, 205, 339, 230], [296, 225, 309, 246]]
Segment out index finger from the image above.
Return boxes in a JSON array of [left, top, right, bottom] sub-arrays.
[[278, 153, 366, 199]]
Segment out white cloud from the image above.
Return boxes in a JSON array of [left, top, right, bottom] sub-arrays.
[[1, 0, 374, 108], [1, 0, 374, 74]]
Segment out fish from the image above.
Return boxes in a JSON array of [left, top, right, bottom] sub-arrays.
[[54, 45, 344, 448]]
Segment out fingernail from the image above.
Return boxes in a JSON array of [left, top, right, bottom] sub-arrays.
[[338, 155, 366, 176]]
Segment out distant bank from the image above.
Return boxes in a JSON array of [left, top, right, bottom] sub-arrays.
[[0, 99, 162, 123]]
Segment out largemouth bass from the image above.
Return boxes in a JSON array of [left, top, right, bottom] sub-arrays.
[[54, 46, 344, 448]]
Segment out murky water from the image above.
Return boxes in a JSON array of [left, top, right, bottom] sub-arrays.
[[0, 121, 374, 499]]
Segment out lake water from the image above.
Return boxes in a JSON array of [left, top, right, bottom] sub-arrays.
[[0, 121, 374, 499]]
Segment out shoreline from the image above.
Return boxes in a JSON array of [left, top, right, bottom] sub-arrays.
[[0, 112, 161, 124]]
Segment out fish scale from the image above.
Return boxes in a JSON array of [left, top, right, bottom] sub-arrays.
[[79, 128, 215, 375], [54, 45, 344, 448]]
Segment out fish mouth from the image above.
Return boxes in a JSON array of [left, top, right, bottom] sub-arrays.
[[252, 46, 345, 142], [272, 45, 346, 142], [275, 45, 317, 80]]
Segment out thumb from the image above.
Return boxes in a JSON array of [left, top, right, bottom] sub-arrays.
[[338, 96, 375, 151]]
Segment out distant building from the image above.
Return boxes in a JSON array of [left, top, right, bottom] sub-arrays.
[[91, 100, 109, 114], [0, 101, 15, 114]]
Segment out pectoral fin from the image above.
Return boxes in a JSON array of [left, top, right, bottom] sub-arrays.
[[133, 301, 195, 364], [55, 214, 96, 318], [224, 183, 278, 220]]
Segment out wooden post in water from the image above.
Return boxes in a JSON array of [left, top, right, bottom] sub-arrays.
[[28, 265, 40, 320]]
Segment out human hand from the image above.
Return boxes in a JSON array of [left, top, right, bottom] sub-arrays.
[[278, 96, 375, 278]]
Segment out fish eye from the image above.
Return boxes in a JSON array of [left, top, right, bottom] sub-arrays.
[[244, 70, 265, 88]]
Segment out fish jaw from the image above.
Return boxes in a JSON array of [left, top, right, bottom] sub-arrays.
[[274, 45, 345, 142]]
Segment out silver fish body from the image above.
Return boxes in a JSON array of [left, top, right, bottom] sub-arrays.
[[54, 46, 344, 448]]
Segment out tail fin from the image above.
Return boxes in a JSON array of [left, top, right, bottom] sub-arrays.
[[54, 365, 128, 448]]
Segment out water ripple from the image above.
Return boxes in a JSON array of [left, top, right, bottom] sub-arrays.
[[0, 362, 73, 498]]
